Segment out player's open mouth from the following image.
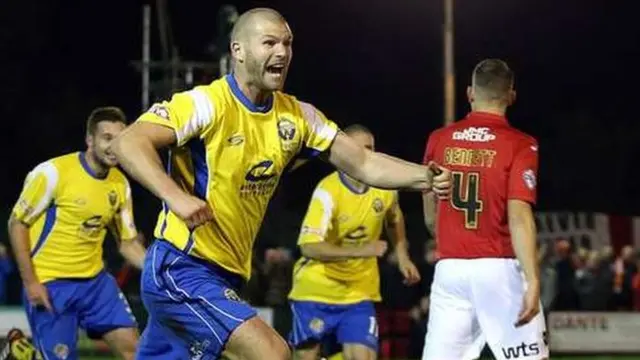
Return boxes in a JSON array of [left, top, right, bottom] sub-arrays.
[[266, 64, 284, 76]]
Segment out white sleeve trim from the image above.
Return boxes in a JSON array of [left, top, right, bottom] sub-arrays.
[[299, 101, 338, 144], [24, 162, 58, 222], [120, 184, 135, 232], [312, 188, 334, 237], [176, 89, 215, 144]]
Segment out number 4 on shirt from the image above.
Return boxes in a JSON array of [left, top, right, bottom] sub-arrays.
[[451, 171, 483, 229]]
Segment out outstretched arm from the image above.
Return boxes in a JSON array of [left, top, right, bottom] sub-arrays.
[[326, 131, 451, 196]]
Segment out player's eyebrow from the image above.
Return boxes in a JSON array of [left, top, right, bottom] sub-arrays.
[[261, 34, 293, 42]]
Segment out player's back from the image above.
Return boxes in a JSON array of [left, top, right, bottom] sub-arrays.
[[424, 111, 538, 259]]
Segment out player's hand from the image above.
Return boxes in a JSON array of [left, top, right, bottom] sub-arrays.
[[515, 284, 541, 327], [398, 256, 421, 285], [361, 240, 388, 258], [427, 162, 451, 200], [25, 282, 53, 313], [166, 193, 213, 229]]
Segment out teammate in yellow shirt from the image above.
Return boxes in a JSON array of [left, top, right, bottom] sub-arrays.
[[112, 8, 452, 360], [289, 125, 421, 360], [8, 107, 147, 360]]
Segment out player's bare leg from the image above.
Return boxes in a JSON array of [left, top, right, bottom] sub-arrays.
[[224, 316, 291, 360], [102, 327, 139, 360], [292, 342, 322, 360], [342, 343, 376, 360]]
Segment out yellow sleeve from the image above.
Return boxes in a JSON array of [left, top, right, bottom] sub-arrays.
[[112, 179, 138, 241], [298, 101, 339, 156], [137, 87, 216, 147], [11, 162, 59, 226], [298, 183, 336, 245]]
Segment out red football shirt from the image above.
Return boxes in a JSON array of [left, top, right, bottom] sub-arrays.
[[423, 111, 539, 259]]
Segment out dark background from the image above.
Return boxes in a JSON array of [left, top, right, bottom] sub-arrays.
[[1, 0, 639, 245]]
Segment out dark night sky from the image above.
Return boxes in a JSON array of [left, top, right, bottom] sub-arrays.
[[1, 0, 639, 237]]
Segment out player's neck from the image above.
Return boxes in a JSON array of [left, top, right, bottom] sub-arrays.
[[470, 103, 507, 117], [232, 72, 271, 106], [83, 151, 109, 178]]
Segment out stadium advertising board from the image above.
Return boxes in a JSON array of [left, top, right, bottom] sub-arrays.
[[549, 312, 640, 353]]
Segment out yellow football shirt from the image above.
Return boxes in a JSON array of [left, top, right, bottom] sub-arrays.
[[137, 74, 338, 280], [11, 152, 138, 283], [288, 172, 397, 304]]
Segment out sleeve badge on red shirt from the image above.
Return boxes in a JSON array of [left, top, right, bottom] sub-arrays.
[[523, 169, 536, 190]]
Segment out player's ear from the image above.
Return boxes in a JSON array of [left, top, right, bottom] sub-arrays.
[[230, 41, 244, 63], [466, 86, 474, 103], [85, 133, 93, 149]]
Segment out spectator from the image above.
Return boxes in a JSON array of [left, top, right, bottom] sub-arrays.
[[0, 243, 13, 304], [553, 238, 580, 310], [538, 242, 557, 312], [612, 245, 637, 310], [574, 250, 612, 310]]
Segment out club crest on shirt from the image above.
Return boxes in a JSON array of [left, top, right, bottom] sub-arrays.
[[373, 198, 384, 213], [108, 190, 118, 208], [522, 169, 536, 190], [277, 118, 298, 152], [53, 343, 69, 360], [309, 318, 325, 334]]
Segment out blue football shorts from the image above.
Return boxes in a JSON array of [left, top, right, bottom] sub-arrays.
[[24, 271, 137, 360], [289, 300, 379, 352], [136, 240, 257, 360]]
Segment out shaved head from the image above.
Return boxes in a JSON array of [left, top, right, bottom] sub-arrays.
[[231, 8, 288, 43], [229, 8, 293, 93]]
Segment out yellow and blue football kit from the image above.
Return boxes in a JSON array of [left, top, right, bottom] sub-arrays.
[[288, 171, 397, 351], [136, 74, 339, 359], [11, 152, 138, 360]]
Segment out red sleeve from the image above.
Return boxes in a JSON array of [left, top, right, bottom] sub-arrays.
[[422, 131, 439, 165], [508, 138, 539, 204]]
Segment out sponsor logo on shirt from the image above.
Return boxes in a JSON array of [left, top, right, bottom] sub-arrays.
[[227, 134, 245, 146], [452, 127, 496, 142], [240, 160, 279, 197]]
